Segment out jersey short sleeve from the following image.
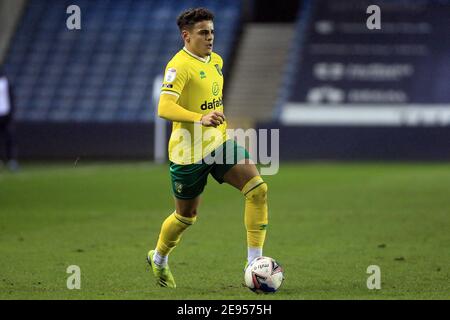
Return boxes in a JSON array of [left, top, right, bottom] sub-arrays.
[[161, 61, 189, 96]]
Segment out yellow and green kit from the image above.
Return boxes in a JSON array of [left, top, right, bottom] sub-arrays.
[[161, 48, 250, 199]]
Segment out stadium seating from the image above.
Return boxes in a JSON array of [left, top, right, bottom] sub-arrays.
[[4, 0, 242, 122]]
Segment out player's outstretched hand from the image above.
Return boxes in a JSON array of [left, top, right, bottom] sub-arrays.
[[200, 111, 226, 127]]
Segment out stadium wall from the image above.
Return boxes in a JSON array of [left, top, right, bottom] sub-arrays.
[[4, 122, 166, 160], [3, 121, 450, 161], [256, 122, 450, 161]]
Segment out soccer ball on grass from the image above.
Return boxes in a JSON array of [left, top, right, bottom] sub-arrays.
[[244, 256, 284, 293]]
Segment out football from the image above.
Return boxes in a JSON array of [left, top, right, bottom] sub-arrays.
[[244, 256, 284, 293]]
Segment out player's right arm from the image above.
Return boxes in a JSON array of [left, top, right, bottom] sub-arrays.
[[158, 93, 202, 123], [158, 94, 225, 127]]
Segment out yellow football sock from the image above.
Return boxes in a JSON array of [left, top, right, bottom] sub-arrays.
[[242, 176, 268, 249], [156, 211, 197, 256]]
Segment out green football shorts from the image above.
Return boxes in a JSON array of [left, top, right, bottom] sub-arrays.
[[169, 139, 251, 199]]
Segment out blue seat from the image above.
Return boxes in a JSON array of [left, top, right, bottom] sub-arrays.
[[4, 0, 242, 122]]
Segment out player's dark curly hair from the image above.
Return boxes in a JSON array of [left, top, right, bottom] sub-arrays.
[[177, 8, 214, 31]]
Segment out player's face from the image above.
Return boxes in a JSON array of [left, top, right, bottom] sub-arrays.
[[184, 20, 214, 57]]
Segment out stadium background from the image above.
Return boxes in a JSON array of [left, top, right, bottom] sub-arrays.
[[0, 0, 449, 300]]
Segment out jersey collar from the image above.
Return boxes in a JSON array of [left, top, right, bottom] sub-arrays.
[[183, 47, 211, 63]]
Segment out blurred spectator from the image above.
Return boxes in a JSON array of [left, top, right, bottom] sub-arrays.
[[0, 65, 19, 171]]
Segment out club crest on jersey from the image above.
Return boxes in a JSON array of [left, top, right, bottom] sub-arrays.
[[212, 82, 219, 96], [200, 71, 206, 79], [214, 64, 223, 76], [165, 68, 177, 83]]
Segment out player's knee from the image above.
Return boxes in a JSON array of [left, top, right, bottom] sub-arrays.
[[177, 208, 198, 218], [245, 182, 268, 204]]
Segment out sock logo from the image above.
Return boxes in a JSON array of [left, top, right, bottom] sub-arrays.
[[259, 224, 268, 230]]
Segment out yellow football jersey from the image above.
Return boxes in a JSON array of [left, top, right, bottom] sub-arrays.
[[161, 47, 227, 165]]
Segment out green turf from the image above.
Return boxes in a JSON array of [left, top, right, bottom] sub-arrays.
[[0, 162, 449, 300]]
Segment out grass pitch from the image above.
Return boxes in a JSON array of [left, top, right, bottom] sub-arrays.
[[0, 162, 449, 299]]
